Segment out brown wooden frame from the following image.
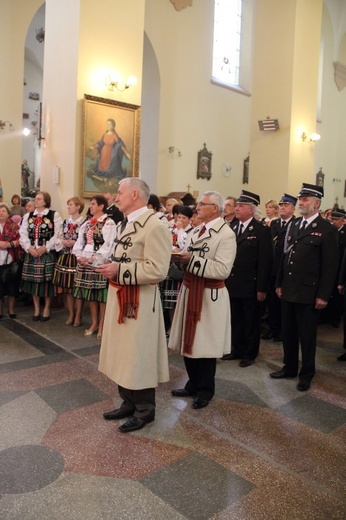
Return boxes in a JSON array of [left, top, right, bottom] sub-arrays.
[[197, 143, 212, 180]]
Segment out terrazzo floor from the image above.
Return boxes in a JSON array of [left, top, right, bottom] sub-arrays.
[[0, 300, 345, 520]]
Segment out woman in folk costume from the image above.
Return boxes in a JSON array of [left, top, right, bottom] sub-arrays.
[[147, 193, 169, 226], [162, 205, 194, 336], [72, 195, 116, 339], [19, 191, 62, 321], [0, 203, 23, 318], [53, 196, 85, 327]]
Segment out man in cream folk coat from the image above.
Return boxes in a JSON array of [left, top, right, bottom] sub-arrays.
[[98, 178, 172, 433], [169, 191, 237, 409]]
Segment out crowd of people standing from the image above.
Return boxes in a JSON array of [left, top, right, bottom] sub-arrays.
[[0, 181, 345, 433]]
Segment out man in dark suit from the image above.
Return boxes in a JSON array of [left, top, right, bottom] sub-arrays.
[[320, 208, 346, 327], [262, 193, 297, 342], [271, 183, 339, 391], [337, 249, 346, 361], [102, 191, 123, 224], [222, 196, 238, 226], [223, 190, 273, 367]]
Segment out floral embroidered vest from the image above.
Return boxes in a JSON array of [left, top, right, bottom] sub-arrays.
[[83, 218, 107, 252], [62, 218, 84, 252], [28, 210, 55, 246]]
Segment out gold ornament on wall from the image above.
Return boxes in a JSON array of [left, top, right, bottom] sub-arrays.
[[170, 0, 193, 12]]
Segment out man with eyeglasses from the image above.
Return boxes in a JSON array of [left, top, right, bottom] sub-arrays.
[[222, 190, 273, 367], [169, 191, 236, 409]]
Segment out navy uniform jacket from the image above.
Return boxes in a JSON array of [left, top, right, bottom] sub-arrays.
[[227, 217, 273, 299], [270, 216, 296, 276], [337, 224, 346, 271], [105, 204, 123, 224], [277, 215, 339, 304]]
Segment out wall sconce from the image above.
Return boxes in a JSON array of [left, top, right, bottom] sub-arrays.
[[0, 120, 14, 131], [301, 132, 321, 143], [168, 146, 182, 157], [106, 73, 137, 92], [23, 122, 45, 147]]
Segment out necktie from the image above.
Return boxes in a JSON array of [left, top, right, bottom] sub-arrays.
[[281, 220, 287, 229], [120, 217, 128, 233], [198, 225, 206, 238], [238, 223, 244, 236], [298, 220, 307, 235]]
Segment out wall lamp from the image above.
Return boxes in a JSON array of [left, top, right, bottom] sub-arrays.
[[23, 121, 38, 137], [168, 146, 182, 157], [301, 132, 321, 143], [106, 73, 137, 92], [0, 120, 14, 131]]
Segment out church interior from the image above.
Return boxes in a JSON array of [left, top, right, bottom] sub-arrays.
[[0, 1, 345, 519]]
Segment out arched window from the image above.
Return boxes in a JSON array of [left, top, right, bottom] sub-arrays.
[[212, 0, 253, 96]]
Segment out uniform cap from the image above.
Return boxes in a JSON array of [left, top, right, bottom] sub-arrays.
[[279, 193, 297, 206], [298, 183, 324, 199], [237, 190, 260, 206], [331, 208, 346, 219]]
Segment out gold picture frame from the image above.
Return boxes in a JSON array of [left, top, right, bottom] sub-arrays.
[[81, 94, 141, 197], [196, 143, 212, 180]]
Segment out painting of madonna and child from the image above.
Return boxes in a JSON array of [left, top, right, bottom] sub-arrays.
[[82, 94, 141, 197]]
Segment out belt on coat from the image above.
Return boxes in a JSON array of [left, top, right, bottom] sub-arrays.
[[182, 271, 225, 355]]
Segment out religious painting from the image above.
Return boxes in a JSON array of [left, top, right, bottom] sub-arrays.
[[82, 94, 141, 197], [243, 154, 249, 184], [316, 167, 324, 188], [197, 143, 212, 180]]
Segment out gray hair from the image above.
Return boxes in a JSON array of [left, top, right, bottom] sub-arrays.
[[203, 191, 224, 215], [119, 178, 150, 202], [0, 202, 10, 215], [253, 206, 261, 219], [225, 196, 237, 203]]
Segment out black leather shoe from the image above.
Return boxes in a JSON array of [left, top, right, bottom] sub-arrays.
[[192, 397, 209, 409], [239, 359, 254, 368], [103, 408, 134, 420], [40, 315, 51, 322], [32, 315, 40, 322], [118, 416, 154, 433], [337, 352, 346, 361], [273, 335, 282, 342], [297, 380, 311, 391], [220, 352, 242, 361], [9, 314, 16, 319], [270, 369, 296, 379], [261, 331, 274, 340], [171, 388, 194, 397]]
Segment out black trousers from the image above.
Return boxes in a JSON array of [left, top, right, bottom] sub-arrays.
[[183, 357, 217, 401], [267, 276, 281, 335], [281, 299, 318, 381], [230, 297, 261, 360], [343, 293, 346, 350], [118, 385, 155, 420]]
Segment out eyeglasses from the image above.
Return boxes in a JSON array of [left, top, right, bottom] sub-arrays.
[[197, 202, 215, 207]]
